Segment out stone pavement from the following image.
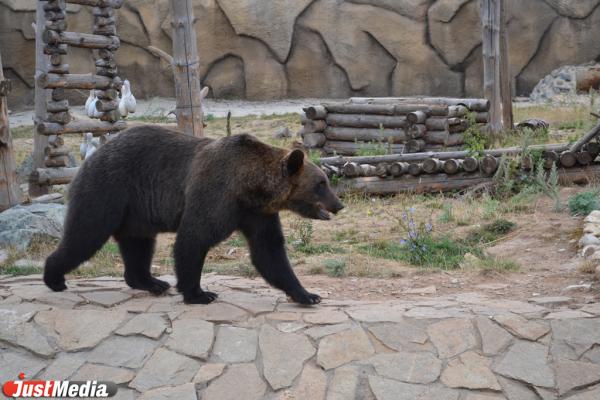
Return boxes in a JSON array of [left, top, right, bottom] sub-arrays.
[[1, 273, 600, 400]]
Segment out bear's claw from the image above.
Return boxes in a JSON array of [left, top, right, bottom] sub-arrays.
[[291, 290, 321, 305], [126, 276, 171, 295]]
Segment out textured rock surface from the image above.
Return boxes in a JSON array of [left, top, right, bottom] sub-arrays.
[[3, 0, 600, 107], [0, 204, 66, 251], [2, 274, 600, 399]]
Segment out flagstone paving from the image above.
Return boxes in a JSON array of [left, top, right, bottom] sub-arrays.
[[1, 273, 600, 399]]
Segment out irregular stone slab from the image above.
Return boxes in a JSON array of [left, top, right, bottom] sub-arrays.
[[116, 313, 167, 339], [0, 309, 56, 356], [80, 290, 132, 307], [493, 314, 550, 341], [317, 327, 375, 370], [138, 383, 197, 400], [367, 352, 441, 384], [193, 363, 226, 385], [404, 285, 437, 295], [551, 319, 600, 348], [475, 317, 513, 356], [276, 322, 307, 333], [368, 321, 430, 352], [35, 309, 128, 351], [327, 366, 361, 400], [581, 303, 600, 315], [116, 298, 151, 313], [404, 306, 469, 319], [545, 0, 600, 18], [582, 347, 600, 364], [427, 318, 477, 358], [463, 394, 506, 400], [305, 322, 352, 340], [213, 326, 257, 363], [497, 376, 539, 400], [202, 363, 266, 400], [304, 309, 348, 325], [440, 351, 500, 390], [178, 303, 248, 323], [129, 348, 201, 392], [0, 350, 48, 383], [259, 324, 315, 389], [72, 363, 135, 384], [266, 312, 300, 321], [166, 318, 214, 359], [555, 360, 600, 395], [493, 341, 555, 388], [87, 336, 159, 369], [39, 354, 85, 380], [545, 310, 593, 319], [563, 384, 600, 400], [528, 296, 572, 307], [345, 303, 405, 322], [112, 388, 137, 400], [368, 376, 459, 400], [289, 363, 327, 400], [220, 291, 277, 315]]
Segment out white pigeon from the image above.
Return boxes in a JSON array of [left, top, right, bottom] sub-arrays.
[[80, 132, 101, 160], [85, 90, 94, 111], [86, 93, 103, 118], [118, 79, 136, 118]]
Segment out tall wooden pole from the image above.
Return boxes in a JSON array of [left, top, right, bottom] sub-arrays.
[[0, 52, 22, 211], [31, 1, 50, 197], [169, 0, 205, 137], [481, 0, 513, 134]]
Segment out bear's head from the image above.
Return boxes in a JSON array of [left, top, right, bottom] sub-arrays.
[[283, 149, 344, 220]]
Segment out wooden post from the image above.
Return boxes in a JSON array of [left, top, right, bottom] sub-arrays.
[[481, 0, 513, 133], [169, 0, 206, 137], [0, 52, 21, 210], [31, 1, 50, 197]]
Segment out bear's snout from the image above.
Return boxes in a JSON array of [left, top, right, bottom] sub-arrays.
[[329, 201, 344, 214]]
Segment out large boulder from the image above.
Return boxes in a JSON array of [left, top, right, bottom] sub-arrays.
[[545, 0, 600, 18], [0, 203, 66, 251]]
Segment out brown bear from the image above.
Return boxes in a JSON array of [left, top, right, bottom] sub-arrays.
[[43, 125, 344, 305]]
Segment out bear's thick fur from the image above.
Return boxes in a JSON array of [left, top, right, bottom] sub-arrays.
[[43, 126, 344, 304]]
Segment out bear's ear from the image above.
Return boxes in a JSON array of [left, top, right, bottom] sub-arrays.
[[284, 149, 304, 176]]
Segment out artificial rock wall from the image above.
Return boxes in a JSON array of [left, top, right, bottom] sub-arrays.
[[2, 0, 600, 108]]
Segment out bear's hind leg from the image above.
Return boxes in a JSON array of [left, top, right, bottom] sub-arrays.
[[116, 236, 170, 295]]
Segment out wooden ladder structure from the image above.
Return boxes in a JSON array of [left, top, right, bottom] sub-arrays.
[[31, 0, 127, 188]]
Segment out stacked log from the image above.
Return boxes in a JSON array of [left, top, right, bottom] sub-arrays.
[[317, 141, 600, 194], [33, 0, 126, 187], [301, 97, 489, 155]]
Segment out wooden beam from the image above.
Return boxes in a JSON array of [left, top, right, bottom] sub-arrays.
[[0, 52, 21, 210], [37, 119, 127, 135], [170, 0, 205, 137], [66, 0, 124, 8], [481, 0, 513, 133], [43, 30, 120, 50], [32, 1, 50, 197], [31, 167, 79, 186], [40, 73, 121, 90]]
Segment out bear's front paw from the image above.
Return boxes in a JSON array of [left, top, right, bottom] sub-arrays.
[[290, 290, 321, 305], [183, 288, 219, 304], [44, 273, 67, 292]]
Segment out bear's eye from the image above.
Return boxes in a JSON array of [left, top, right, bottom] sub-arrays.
[[316, 181, 326, 192]]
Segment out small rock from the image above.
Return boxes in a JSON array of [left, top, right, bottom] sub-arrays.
[[202, 363, 266, 400], [528, 296, 572, 307], [368, 321, 430, 352], [493, 341, 555, 388], [87, 336, 159, 369], [475, 317, 513, 356], [582, 246, 599, 258], [0, 203, 66, 251], [213, 326, 257, 363], [317, 327, 375, 370], [289, 364, 327, 400], [427, 318, 478, 358], [579, 234, 600, 247], [367, 351, 442, 384], [80, 291, 132, 307], [193, 363, 226, 385], [563, 283, 592, 292], [493, 314, 550, 341], [584, 210, 600, 224], [129, 348, 200, 392], [116, 313, 168, 339], [440, 351, 501, 390], [404, 285, 437, 295], [166, 318, 214, 359], [545, 310, 593, 319], [273, 126, 292, 138], [259, 324, 315, 389], [304, 322, 352, 340]]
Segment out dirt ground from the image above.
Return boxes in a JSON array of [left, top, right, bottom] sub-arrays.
[[6, 102, 600, 308]]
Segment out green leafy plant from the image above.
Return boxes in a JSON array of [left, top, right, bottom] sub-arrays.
[[463, 113, 488, 157], [323, 259, 346, 277], [568, 191, 600, 216], [534, 160, 563, 212], [465, 219, 516, 245]]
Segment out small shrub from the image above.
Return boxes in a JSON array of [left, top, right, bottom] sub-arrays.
[[465, 219, 516, 245], [323, 259, 346, 277], [464, 113, 488, 157], [290, 219, 313, 248], [534, 160, 563, 212], [437, 203, 455, 224], [227, 235, 247, 248], [568, 191, 600, 216], [308, 265, 325, 275]]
